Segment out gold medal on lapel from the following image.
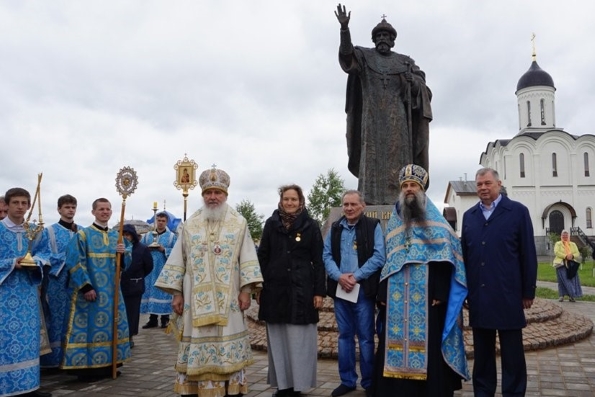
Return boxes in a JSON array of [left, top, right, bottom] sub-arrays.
[[295, 233, 301, 242]]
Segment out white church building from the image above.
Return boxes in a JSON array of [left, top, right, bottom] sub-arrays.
[[443, 53, 595, 256]]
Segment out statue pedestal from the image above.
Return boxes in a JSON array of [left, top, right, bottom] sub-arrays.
[[321, 205, 394, 237]]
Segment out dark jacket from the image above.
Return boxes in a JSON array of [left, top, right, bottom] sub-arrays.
[[327, 215, 381, 299], [121, 224, 154, 297], [257, 209, 325, 324], [461, 195, 538, 329]]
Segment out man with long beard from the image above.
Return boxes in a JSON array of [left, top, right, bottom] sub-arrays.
[[155, 166, 263, 397], [373, 164, 469, 397]]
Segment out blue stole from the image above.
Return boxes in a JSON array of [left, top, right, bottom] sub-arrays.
[[381, 199, 469, 380]]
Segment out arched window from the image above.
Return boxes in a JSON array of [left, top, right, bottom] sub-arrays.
[[526, 101, 532, 127], [520, 153, 525, 178], [540, 98, 546, 125], [552, 153, 557, 177], [587, 208, 593, 229], [585, 152, 590, 177]]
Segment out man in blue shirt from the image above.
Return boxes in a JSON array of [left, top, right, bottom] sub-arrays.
[[323, 190, 385, 397]]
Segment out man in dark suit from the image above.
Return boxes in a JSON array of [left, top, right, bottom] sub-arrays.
[[461, 168, 537, 397]]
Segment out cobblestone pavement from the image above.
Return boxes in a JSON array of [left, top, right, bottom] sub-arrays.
[[40, 295, 595, 397]]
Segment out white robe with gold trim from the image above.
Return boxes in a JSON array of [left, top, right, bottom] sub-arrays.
[[156, 204, 262, 397]]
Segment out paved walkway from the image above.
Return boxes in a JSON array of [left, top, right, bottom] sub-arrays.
[[41, 292, 595, 397]]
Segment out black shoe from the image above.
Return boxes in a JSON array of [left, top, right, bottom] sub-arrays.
[[77, 375, 102, 382], [22, 391, 52, 397], [160, 322, 169, 329], [365, 388, 373, 397], [142, 321, 158, 329], [273, 389, 292, 397], [331, 384, 356, 397]]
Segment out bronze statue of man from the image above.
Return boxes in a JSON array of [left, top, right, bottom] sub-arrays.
[[336, 4, 432, 205]]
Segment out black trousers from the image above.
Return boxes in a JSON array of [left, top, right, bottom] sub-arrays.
[[472, 328, 526, 397], [123, 294, 142, 337]]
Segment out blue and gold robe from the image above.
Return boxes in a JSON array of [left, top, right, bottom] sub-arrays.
[[381, 199, 469, 382], [140, 228, 177, 315], [60, 225, 131, 370], [0, 218, 49, 396], [40, 222, 80, 368]]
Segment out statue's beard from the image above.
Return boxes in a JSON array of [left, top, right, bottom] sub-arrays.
[[203, 201, 227, 221], [375, 40, 393, 54], [398, 190, 426, 227]]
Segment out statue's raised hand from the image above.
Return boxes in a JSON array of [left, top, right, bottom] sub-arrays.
[[335, 3, 350, 29]]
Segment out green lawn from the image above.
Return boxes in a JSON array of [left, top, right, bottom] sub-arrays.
[[536, 260, 595, 300], [538, 261, 595, 286]]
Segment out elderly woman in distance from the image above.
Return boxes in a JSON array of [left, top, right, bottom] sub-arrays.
[[553, 230, 583, 302]]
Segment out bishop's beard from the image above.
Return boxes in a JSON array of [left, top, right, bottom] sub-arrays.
[[398, 189, 427, 228], [203, 201, 228, 221]]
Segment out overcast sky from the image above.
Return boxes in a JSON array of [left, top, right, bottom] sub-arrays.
[[1, 0, 593, 227]]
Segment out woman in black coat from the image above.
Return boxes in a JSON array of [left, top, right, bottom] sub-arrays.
[[257, 184, 326, 397], [121, 224, 153, 348]]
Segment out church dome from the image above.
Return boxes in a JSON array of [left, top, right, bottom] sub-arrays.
[[516, 61, 555, 91]]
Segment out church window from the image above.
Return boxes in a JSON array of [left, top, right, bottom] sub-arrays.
[[552, 153, 557, 177], [587, 208, 593, 229], [585, 152, 590, 177], [540, 98, 546, 125], [520, 153, 525, 178], [549, 210, 564, 235], [526, 101, 532, 127]]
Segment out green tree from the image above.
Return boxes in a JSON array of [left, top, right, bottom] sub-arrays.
[[307, 168, 346, 225], [235, 199, 264, 241]]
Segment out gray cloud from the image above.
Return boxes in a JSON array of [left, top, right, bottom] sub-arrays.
[[1, 0, 593, 227]]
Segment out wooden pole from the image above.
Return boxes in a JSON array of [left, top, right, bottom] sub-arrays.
[[183, 191, 188, 221], [112, 196, 127, 379]]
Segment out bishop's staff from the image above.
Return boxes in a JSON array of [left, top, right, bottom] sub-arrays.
[[112, 166, 138, 379]]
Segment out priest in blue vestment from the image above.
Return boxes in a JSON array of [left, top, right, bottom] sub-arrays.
[[373, 165, 469, 397], [0, 187, 51, 397], [140, 211, 177, 329], [40, 194, 81, 369], [60, 198, 131, 381]]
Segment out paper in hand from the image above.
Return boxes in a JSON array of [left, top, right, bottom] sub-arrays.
[[336, 282, 360, 303]]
